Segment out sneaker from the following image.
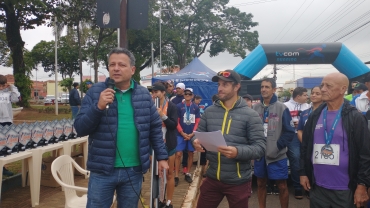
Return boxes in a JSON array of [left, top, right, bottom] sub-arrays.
[[185, 173, 193, 183], [158, 201, 166, 208], [266, 185, 273, 195], [183, 167, 188, 174], [3, 167, 14, 177], [175, 177, 179, 187], [273, 185, 279, 195], [294, 189, 303, 199]]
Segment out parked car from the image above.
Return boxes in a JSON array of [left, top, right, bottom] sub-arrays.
[[59, 94, 69, 104], [44, 95, 55, 105]]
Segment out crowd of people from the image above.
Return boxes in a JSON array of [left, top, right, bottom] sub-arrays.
[[70, 47, 370, 208]]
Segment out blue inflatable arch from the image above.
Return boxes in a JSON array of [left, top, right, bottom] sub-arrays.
[[234, 43, 370, 80]]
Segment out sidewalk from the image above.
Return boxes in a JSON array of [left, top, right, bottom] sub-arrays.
[[1, 166, 196, 208]]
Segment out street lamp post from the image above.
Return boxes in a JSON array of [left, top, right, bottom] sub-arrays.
[[159, 2, 168, 76]]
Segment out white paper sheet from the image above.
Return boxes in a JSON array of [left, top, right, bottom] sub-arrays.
[[194, 130, 227, 152]]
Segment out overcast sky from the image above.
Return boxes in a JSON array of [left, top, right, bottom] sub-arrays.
[[1, 0, 370, 86]]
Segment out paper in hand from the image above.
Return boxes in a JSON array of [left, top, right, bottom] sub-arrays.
[[193, 130, 227, 152]]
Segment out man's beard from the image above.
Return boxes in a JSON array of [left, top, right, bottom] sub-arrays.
[[219, 92, 235, 102]]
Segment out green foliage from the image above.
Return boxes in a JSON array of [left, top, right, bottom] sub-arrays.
[[30, 35, 83, 79], [80, 79, 92, 93], [278, 89, 292, 99], [0, 27, 10, 66], [13, 73, 32, 107], [59, 78, 74, 93], [0, 0, 59, 108]]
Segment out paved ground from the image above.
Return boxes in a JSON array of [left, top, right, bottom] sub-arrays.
[[1, 168, 310, 208]]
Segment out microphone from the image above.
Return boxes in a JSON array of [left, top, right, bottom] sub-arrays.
[[106, 79, 115, 109]]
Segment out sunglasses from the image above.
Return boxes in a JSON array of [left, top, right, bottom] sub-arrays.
[[184, 93, 193, 96], [217, 71, 231, 78]]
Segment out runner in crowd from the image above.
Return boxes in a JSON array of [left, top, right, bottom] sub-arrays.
[[174, 88, 200, 186], [253, 78, 295, 208], [284, 87, 310, 199], [300, 72, 370, 208], [170, 83, 185, 104], [344, 80, 359, 101], [165, 80, 175, 99], [242, 94, 253, 108], [151, 82, 178, 208], [350, 74, 370, 114]]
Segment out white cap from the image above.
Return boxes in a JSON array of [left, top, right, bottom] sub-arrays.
[[176, 83, 185, 90], [184, 88, 193, 93]]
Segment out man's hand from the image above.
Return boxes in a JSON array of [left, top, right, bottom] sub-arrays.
[[158, 160, 169, 178], [218, 146, 237, 158], [354, 184, 369, 207], [300, 176, 311, 191], [192, 139, 205, 152], [98, 88, 115, 110]]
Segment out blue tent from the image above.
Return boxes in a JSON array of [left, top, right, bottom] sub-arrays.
[[152, 57, 218, 113]]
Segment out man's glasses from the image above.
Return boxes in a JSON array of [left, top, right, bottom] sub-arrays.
[[184, 93, 193, 96], [217, 71, 231, 78]]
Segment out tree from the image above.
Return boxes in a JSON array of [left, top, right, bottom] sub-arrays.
[[30, 36, 82, 79], [85, 28, 117, 83], [159, 0, 259, 68], [0, 0, 57, 107], [0, 27, 10, 66], [56, 0, 96, 96], [59, 77, 74, 93]]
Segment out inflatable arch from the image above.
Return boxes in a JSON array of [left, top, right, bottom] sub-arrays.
[[234, 43, 370, 80]]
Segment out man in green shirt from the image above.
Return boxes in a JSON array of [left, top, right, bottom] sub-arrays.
[[74, 48, 168, 208]]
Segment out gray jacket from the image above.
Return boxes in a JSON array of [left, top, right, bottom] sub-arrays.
[[252, 94, 295, 164], [191, 97, 265, 185]]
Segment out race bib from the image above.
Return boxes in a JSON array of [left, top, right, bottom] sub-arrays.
[[0, 92, 10, 104], [312, 144, 339, 166], [183, 114, 195, 124], [263, 123, 268, 137]]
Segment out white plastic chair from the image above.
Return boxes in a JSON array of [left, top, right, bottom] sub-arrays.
[[51, 155, 116, 208]]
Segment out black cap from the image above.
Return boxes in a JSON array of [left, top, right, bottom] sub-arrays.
[[212, 70, 241, 84], [354, 83, 368, 91], [242, 94, 253, 101], [151, 83, 166, 92]]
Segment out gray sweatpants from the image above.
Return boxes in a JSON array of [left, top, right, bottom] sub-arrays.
[[310, 185, 355, 208]]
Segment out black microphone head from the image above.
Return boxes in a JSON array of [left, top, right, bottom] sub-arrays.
[[107, 79, 115, 89]]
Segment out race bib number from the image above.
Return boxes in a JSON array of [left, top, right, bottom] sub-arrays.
[[0, 92, 10, 104], [263, 123, 268, 137], [313, 144, 339, 166], [183, 114, 195, 124]]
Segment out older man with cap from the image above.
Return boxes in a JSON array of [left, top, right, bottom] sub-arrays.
[[191, 70, 265, 208], [170, 83, 185, 105], [300, 72, 370, 208], [174, 87, 200, 186]]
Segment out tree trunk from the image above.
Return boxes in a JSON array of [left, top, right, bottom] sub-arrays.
[[4, 3, 30, 107], [178, 54, 186, 69], [93, 28, 104, 83]]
